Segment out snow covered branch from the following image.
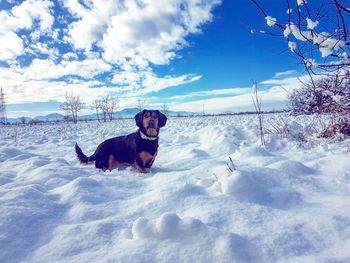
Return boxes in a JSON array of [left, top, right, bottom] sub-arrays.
[[250, 0, 350, 75]]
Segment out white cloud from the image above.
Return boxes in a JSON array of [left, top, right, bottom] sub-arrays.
[[170, 88, 288, 113], [169, 87, 252, 100], [1, 73, 115, 105], [28, 42, 60, 60], [62, 0, 220, 67], [163, 71, 311, 113], [1, 0, 222, 117], [23, 58, 112, 80], [62, 0, 120, 50], [62, 52, 78, 61], [259, 74, 311, 92], [0, 0, 54, 60], [0, 31, 24, 60], [140, 73, 202, 94], [11, 0, 54, 32], [0, 60, 201, 109]]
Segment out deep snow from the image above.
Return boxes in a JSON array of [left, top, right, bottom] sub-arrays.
[[0, 114, 350, 263]]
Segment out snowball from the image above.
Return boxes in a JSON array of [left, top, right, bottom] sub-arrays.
[[131, 217, 156, 238], [265, 16, 277, 27], [306, 18, 319, 30], [156, 212, 181, 239], [131, 212, 205, 240]]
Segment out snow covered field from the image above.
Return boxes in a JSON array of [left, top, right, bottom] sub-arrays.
[[1, 114, 350, 263]]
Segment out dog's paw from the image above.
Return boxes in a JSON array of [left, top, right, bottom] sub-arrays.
[[136, 166, 150, 173]]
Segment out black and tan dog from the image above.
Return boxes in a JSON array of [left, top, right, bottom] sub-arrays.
[[75, 110, 167, 173]]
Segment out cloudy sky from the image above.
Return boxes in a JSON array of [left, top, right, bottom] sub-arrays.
[[0, 0, 307, 118]]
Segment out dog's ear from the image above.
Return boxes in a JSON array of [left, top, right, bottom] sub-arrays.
[[157, 110, 167, 128], [135, 110, 145, 128]]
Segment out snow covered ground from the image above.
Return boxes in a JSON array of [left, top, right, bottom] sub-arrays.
[[1, 114, 350, 263]]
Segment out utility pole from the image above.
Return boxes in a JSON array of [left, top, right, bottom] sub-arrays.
[[0, 86, 7, 124]]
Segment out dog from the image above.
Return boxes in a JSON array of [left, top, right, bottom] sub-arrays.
[[75, 110, 167, 173]]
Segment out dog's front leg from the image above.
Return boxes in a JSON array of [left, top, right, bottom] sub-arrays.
[[134, 163, 149, 173], [108, 155, 116, 172]]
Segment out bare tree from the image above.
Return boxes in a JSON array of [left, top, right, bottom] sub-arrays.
[[161, 103, 169, 116], [99, 95, 109, 122], [60, 91, 85, 124], [0, 86, 7, 124], [136, 98, 148, 111], [107, 94, 119, 121], [93, 99, 102, 122], [97, 94, 120, 122], [252, 82, 265, 146], [250, 0, 350, 79]]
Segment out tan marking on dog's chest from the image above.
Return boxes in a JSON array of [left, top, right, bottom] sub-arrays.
[[138, 151, 157, 165]]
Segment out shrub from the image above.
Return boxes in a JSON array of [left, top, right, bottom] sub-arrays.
[[289, 73, 350, 115]]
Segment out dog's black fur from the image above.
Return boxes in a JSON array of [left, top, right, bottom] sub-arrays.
[[75, 110, 167, 172]]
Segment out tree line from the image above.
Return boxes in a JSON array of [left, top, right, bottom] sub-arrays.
[[60, 92, 119, 124], [60, 92, 171, 124]]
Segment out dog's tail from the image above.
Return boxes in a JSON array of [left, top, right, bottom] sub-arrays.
[[75, 143, 95, 164]]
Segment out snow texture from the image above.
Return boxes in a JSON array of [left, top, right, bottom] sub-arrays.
[[1, 114, 350, 262]]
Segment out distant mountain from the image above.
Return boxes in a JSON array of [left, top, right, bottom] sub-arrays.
[[116, 107, 140, 117], [81, 108, 197, 120], [35, 113, 65, 121], [4, 108, 198, 124]]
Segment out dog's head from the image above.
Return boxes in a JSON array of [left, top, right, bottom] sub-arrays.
[[135, 110, 167, 137]]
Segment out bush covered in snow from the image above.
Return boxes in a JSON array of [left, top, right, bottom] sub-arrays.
[[289, 73, 350, 115], [319, 118, 350, 139]]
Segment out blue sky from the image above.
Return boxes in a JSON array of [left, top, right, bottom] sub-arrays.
[[0, 0, 308, 118]]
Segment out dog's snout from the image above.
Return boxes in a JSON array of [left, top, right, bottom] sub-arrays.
[[148, 119, 155, 128]]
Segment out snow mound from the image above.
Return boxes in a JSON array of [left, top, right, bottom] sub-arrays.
[[201, 169, 302, 209], [131, 212, 203, 239], [197, 125, 241, 156], [0, 147, 26, 162], [54, 177, 112, 205], [238, 146, 275, 157], [268, 160, 315, 175], [128, 212, 261, 262], [230, 145, 285, 167], [1, 115, 350, 262], [0, 184, 64, 262]]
